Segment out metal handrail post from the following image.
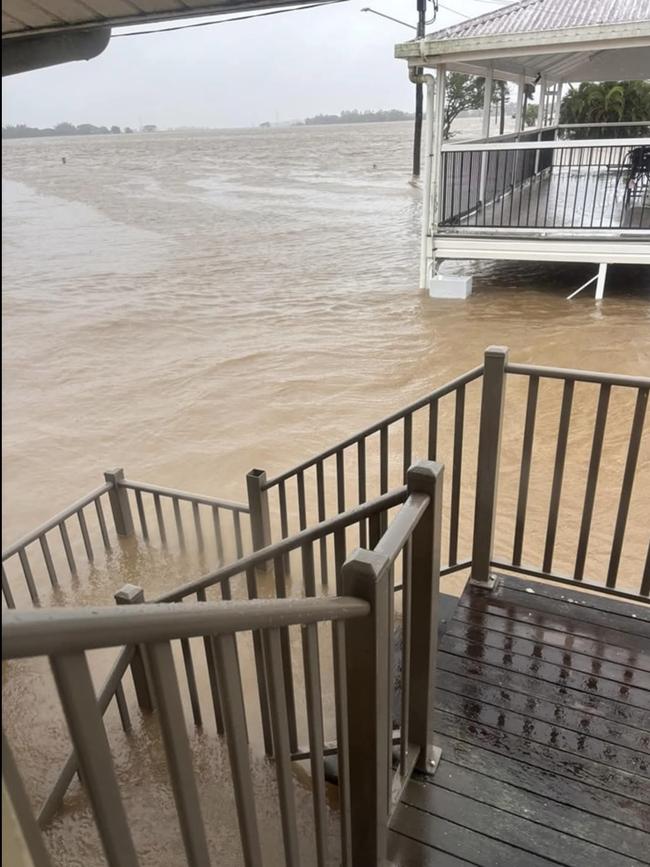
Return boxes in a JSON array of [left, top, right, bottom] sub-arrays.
[[246, 469, 272, 555], [114, 584, 154, 712], [471, 346, 509, 587], [343, 549, 390, 866], [104, 468, 134, 536], [406, 461, 444, 772]]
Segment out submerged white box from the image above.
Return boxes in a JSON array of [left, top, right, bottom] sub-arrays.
[[428, 274, 473, 299]]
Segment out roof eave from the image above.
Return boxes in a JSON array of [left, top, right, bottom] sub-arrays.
[[395, 20, 650, 67]]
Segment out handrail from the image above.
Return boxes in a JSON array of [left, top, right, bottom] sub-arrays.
[[442, 136, 650, 152], [373, 491, 430, 567], [2, 597, 369, 659], [1, 482, 112, 560], [506, 363, 650, 389], [558, 121, 650, 129], [119, 478, 249, 513], [158, 486, 408, 602], [263, 365, 483, 489]]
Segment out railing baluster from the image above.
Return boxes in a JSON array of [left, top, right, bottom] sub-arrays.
[[334, 527, 347, 579], [212, 505, 224, 566], [316, 459, 328, 583], [369, 510, 382, 548], [402, 412, 413, 483], [39, 534, 58, 587], [336, 450, 346, 513], [641, 541, 650, 597], [154, 492, 167, 545], [262, 627, 300, 867], [301, 622, 327, 867], [380, 426, 388, 494], [607, 388, 648, 588], [543, 379, 575, 573], [196, 589, 225, 735], [297, 470, 307, 531], [145, 640, 212, 867], [302, 540, 316, 596], [173, 497, 186, 550], [2, 565, 16, 608], [246, 566, 273, 756], [18, 548, 39, 604], [114, 682, 131, 732], [77, 509, 94, 562], [278, 480, 290, 573], [3, 732, 54, 867], [273, 555, 298, 752], [180, 637, 202, 727], [449, 383, 465, 567], [59, 520, 76, 573], [234, 511, 244, 559], [95, 498, 111, 549], [427, 399, 438, 461], [513, 375, 539, 566], [135, 489, 149, 540], [192, 502, 205, 554], [358, 439, 367, 547], [213, 633, 263, 867], [574, 384, 611, 580], [50, 651, 139, 867]]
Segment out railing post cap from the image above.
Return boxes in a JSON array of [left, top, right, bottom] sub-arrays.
[[246, 468, 267, 481], [114, 584, 145, 604], [407, 460, 444, 494], [341, 548, 390, 583], [104, 468, 125, 483], [485, 345, 509, 359]]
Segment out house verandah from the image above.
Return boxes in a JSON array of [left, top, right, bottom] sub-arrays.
[[395, 0, 650, 299]]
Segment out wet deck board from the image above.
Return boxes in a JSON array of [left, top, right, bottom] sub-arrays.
[[388, 574, 650, 867]]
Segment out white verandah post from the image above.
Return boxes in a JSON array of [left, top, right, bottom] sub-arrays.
[[514, 73, 526, 133], [552, 80, 564, 125], [479, 66, 493, 205], [420, 64, 446, 289]]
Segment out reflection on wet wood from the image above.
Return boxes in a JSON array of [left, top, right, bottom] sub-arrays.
[[389, 573, 650, 866]]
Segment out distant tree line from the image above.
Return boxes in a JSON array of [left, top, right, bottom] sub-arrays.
[[2, 122, 157, 139], [303, 109, 414, 125]]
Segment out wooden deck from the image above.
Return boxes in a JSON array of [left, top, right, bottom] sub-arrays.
[[388, 574, 650, 867]]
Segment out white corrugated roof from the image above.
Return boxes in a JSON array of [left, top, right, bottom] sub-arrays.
[[395, 0, 650, 82], [1, 0, 322, 38], [429, 0, 650, 41]]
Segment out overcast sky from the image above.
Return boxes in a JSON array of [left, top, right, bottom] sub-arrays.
[[1, 1, 512, 129]]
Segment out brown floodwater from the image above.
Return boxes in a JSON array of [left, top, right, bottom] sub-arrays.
[[2, 122, 650, 866]]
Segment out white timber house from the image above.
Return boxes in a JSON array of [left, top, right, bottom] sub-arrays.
[[395, 0, 650, 298]]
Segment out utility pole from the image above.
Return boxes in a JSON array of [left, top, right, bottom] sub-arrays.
[[412, 0, 428, 178]]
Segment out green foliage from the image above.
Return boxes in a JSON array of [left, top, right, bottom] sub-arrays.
[[443, 73, 485, 139], [525, 104, 539, 128], [559, 81, 650, 137]]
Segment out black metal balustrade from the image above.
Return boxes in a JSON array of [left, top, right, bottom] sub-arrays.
[[439, 126, 650, 231]]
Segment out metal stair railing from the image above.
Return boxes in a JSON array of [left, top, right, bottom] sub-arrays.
[[3, 460, 445, 867]]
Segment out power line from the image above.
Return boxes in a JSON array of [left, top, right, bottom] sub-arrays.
[[438, 3, 470, 17], [112, 0, 349, 38]]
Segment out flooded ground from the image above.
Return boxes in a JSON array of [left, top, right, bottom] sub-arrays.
[[2, 121, 650, 865]]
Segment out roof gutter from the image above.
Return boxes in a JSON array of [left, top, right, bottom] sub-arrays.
[[2, 26, 111, 76]]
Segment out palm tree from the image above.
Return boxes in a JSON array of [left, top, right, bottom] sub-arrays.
[[559, 81, 650, 137]]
